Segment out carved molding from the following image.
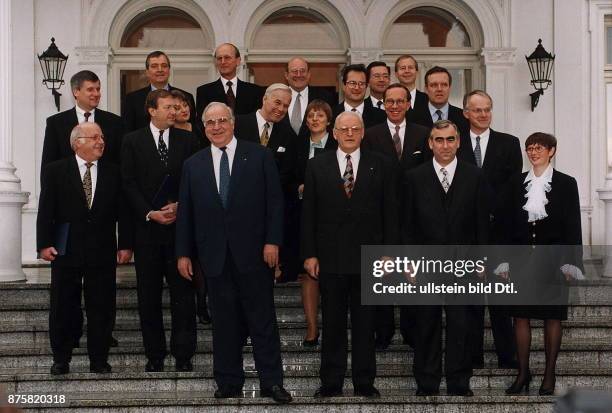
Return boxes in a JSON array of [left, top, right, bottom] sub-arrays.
[[347, 48, 380, 64], [481, 47, 516, 66], [75, 47, 112, 65]]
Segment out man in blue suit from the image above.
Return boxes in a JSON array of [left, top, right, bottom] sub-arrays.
[[175, 102, 292, 404]]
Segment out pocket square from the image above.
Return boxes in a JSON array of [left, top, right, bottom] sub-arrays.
[[412, 150, 422, 155], [277, 146, 286, 153]]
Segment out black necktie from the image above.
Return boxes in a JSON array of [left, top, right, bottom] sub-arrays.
[[158, 129, 168, 166], [376, 100, 383, 109], [226, 81, 236, 111], [219, 146, 230, 208], [84, 112, 91, 122]]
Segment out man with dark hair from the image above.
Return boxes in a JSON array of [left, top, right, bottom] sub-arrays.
[[410, 66, 469, 133], [332, 64, 386, 129], [282, 56, 335, 140], [38, 122, 132, 376], [196, 43, 264, 121], [366, 61, 391, 111], [394, 55, 428, 113], [42, 70, 124, 168], [121, 89, 199, 373], [460, 89, 522, 369], [122, 51, 196, 133]]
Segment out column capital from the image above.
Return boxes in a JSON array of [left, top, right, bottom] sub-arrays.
[[481, 47, 516, 66], [347, 48, 381, 65], [75, 46, 112, 66]]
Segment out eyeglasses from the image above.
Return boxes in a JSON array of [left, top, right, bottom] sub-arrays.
[[289, 68, 308, 75], [335, 126, 362, 135], [432, 136, 456, 143], [525, 145, 547, 154], [467, 107, 492, 115], [384, 99, 407, 107], [345, 81, 367, 88], [371, 74, 390, 80], [79, 135, 105, 141], [204, 117, 230, 127]]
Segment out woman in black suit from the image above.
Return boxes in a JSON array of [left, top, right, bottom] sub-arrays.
[[297, 99, 337, 347], [171, 89, 207, 149], [499, 132, 583, 395]]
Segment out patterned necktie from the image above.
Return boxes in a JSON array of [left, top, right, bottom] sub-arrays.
[[83, 162, 93, 208], [226, 81, 236, 111], [474, 136, 482, 168], [343, 154, 354, 198], [84, 112, 91, 122], [290, 93, 302, 134], [392, 125, 402, 159], [219, 146, 230, 208], [435, 109, 443, 121], [440, 167, 450, 193], [260, 122, 270, 146], [157, 129, 168, 166]]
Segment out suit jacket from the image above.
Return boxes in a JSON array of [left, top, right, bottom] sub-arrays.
[[296, 134, 338, 186], [281, 86, 336, 141], [41, 107, 124, 170], [121, 126, 199, 245], [175, 140, 284, 277], [300, 150, 399, 274], [122, 85, 196, 133], [409, 102, 469, 135], [402, 159, 488, 245], [408, 89, 429, 114], [196, 78, 264, 121], [332, 101, 387, 130], [37, 157, 132, 268], [362, 121, 431, 179], [234, 113, 298, 197]]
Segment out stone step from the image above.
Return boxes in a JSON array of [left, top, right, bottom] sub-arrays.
[[11, 389, 567, 413], [0, 338, 610, 369], [2, 365, 610, 394]]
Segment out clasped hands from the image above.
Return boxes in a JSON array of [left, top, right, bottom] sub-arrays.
[[149, 202, 179, 225]]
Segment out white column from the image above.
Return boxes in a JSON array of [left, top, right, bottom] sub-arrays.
[[0, 0, 29, 281], [481, 48, 516, 133]]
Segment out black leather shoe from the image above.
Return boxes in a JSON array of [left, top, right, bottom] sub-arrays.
[[415, 388, 439, 396], [198, 312, 212, 324], [50, 362, 70, 375], [313, 386, 343, 398], [90, 362, 112, 374], [354, 385, 381, 398], [505, 372, 532, 395], [302, 335, 319, 348], [145, 359, 164, 372], [214, 387, 242, 399], [175, 360, 193, 372], [539, 377, 556, 396], [110, 336, 119, 347], [447, 388, 474, 397], [260, 385, 292, 404]]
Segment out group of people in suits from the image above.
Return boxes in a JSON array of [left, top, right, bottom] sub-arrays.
[[36, 43, 582, 401]]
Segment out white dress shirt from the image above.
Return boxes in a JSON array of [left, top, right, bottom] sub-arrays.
[[211, 137, 237, 191], [75, 105, 95, 123], [150, 83, 170, 91], [428, 102, 449, 121], [337, 148, 360, 180], [470, 128, 490, 164], [149, 122, 169, 149], [369, 96, 384, 110], [408, 88, 417, 110], [343, 101, 365, 116], [309, 133, 329, 159], [289, 87, 308, 122], [256, 110, 274, 137], [387, 119, 406, 148], [75, 154, 98, 204], [433, 157, 457, 187], [221, 76, 238, 96]]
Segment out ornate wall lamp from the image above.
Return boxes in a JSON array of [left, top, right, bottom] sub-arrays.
[[37, 38, 69, 112], [525, 39, 555, 111]]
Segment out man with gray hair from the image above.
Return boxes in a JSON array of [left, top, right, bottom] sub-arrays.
[[301, 110, 399, 398], [176, 102, 291, 403], [37, 122, 132, 375], [234, 83, 300, 282]]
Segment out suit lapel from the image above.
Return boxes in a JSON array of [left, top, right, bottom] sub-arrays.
[[446, 161, 467, 223], [351, 152, 374, 202], [201, 148, 224, 208], [68, 157, 89, 210], [90, 161, 108, 212], [325, 153, 347, 200], [481, 130, 497, 171], [227, 140, 248, 207]]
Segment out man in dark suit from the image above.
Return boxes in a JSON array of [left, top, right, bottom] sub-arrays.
[[402, 120, 488, 396], [196, 43, 264, 121], [332, 64, 386, 130], [283, 56, 336, 140], [42, 70, 124, 168], [362, 83, 429, 350], [394, 55, 428, 116], [176, 102, 291, 403], [459, 90, 522, 369], [234, 83, 299, 282], [121, 89, 198, 373], [37, 122, 132, 375], [122, 51, 196, 133], [301, 111, 399, 399], [410, 66, 469, 134], [366, 61, 391, 111]]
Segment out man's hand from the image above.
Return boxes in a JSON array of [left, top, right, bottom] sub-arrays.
[[161, 202, 178, 217], [304, 257, 320, 280], [149, 209, 176, 225], [177, 256, 193, 281], [40, 246, 58, 261], [263, 244, 279, 268], [117, 249, 133, 264]]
